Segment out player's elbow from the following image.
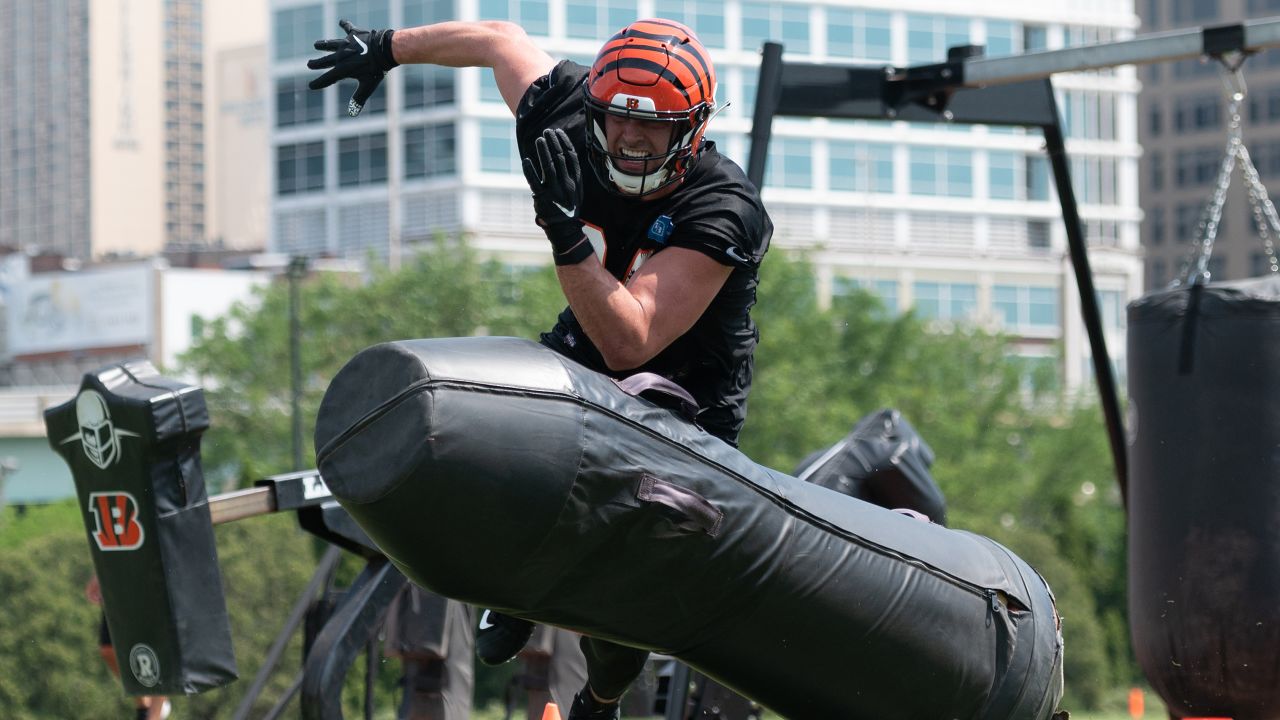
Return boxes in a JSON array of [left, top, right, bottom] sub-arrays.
[[598, 341, 656, 373], [477, 20, 530, 44]]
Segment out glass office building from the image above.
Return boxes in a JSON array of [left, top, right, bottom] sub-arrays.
[[269, 0, 1144, 391]]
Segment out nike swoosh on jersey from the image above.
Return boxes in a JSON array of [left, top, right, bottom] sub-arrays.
[[478, 609, 496, 630], [724, 245, 751, 263], [353, 35, 369, 55]]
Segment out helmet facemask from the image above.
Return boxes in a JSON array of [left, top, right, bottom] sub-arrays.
[[583, 19, 717, 198], [584, 89, 708, 197]]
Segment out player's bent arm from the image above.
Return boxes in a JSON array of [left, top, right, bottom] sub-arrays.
[[390, 21, 555, 114], [557, 247, 732, 371]]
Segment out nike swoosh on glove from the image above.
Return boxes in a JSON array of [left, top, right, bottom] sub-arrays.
[[307, 19, 398, 117], [522, 128, 594, 266]]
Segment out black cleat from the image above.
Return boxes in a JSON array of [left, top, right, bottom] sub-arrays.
[[568, 690, 621, 720], [475, 609, 534, 666]]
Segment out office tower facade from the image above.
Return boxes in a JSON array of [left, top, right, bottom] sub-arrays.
[[269, 0, 1144, 391], [0, 0, 207, 260], [1139, 0, 1280, 289]]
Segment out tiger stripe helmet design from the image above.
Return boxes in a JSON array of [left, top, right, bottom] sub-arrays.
[[584, 19, 718, 197]]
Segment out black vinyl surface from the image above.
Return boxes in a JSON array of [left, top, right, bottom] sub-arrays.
[[316, 337, 1064, 719]]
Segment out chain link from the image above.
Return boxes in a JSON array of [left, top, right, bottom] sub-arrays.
[[1173, 55, 1280, 287]]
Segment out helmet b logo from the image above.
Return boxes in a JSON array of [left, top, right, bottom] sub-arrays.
[[626, 97, 640, 110], [88, 492, 146, 551]]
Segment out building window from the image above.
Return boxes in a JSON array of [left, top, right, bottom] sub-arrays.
[[1096, 290, 1126, 334], [763, 138, 812, 188], [1172, 0, 1220, 22], [403, 65, 455, 109], [277, 141, 326, 195], [1173, 94, 1222, 133], [909, 146, 973, 197], [742, 2, 809, 54], [653, 0, 725, 47], [338, 132, 388, 187], [829, 141, 892, 192], [1025, 155, 1050, 201], [335, 78, 387, 117], [480, 120, 518, 173], [993, 285, 1058, 329], [478, 0, 550, 36], [404, 0, 454, 25], [1070, 155, 1118, 205], [1060, 90, 1118, 141], [565, 0, 635, 40], [826, 9, 890, 61], [1148, 103, 1162, 136], [988, 151, 1018, 200], [1150, 205, 1166, 245], [1028, 220, 1052, 249], [832, 277, 899, 314], [1151, 258, 1168, 287], [274, 5, 323, 61], [405, 123, 456, 179], [1150, 152, 1164, 191], [1252, 251, 1278, 276], [913, 281, 977, 321], [985, 20, 1018, 58], [906, 14, 971, 64], [1023, 24, 1049, 51], [276, 76, 325, 127], [1174, 147, 1221, 188], [1175, 202, 1202, 240], [335, 0, 391, 30]]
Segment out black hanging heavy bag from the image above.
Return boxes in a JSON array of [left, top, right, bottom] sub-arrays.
[[44, 361, 237, 695], [1126, 274, 1280, 719], [794, 408, 947, 525], [315, 337, 1064, 719]]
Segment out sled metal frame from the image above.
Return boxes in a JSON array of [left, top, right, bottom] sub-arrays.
[[747, 16, 1280, 507], [208, 470, 402, 720]]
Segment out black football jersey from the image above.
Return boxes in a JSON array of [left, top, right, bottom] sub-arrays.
[[515, 61, 772, 444]]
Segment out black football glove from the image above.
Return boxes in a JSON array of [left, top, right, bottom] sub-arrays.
[[522, 128, 594, 265], [308, 20, 398, 117]]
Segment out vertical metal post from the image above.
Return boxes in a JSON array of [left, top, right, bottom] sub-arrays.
[[1039, 86, 1129, 504], [747, 42, 785, 189], [288, 255, 309, 472], [232, 545, 342, 720]]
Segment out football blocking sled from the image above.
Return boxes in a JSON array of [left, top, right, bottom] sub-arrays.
[[314, 337, 1066, 719], [44, 362, 237, 696]]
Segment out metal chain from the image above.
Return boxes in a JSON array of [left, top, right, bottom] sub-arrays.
[[1235, 140, 1280, 274], [1173, 54, 1280, 287]]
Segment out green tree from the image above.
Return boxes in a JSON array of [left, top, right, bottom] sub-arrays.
[[181, 239, 562, 484]]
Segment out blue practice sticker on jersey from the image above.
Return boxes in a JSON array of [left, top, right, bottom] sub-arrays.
[[647, 215, 674, 244]]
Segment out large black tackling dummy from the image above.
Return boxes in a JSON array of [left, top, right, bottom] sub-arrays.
[[315, 337, 1064, 719], [1126, 274, 1280, 719], [44, 361, 237, 695]]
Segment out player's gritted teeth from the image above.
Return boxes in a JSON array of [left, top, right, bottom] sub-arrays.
[[615, 146, 652, 174]]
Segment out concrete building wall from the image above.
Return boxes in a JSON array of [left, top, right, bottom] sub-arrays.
[[1138, 0, 1280, 289], [89, 0, 168, 259]]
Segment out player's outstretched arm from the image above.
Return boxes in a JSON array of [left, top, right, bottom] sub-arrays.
[[307, 19, 554, 116]]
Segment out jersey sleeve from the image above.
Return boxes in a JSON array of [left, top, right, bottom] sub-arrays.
[[515, 60, 590, 158], [667, 179, 773, 270]]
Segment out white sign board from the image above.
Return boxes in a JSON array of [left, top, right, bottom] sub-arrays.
[[6, 265, 155, 356]]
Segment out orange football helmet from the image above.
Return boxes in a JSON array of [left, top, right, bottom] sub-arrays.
[[583, 19, 717, 196]]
